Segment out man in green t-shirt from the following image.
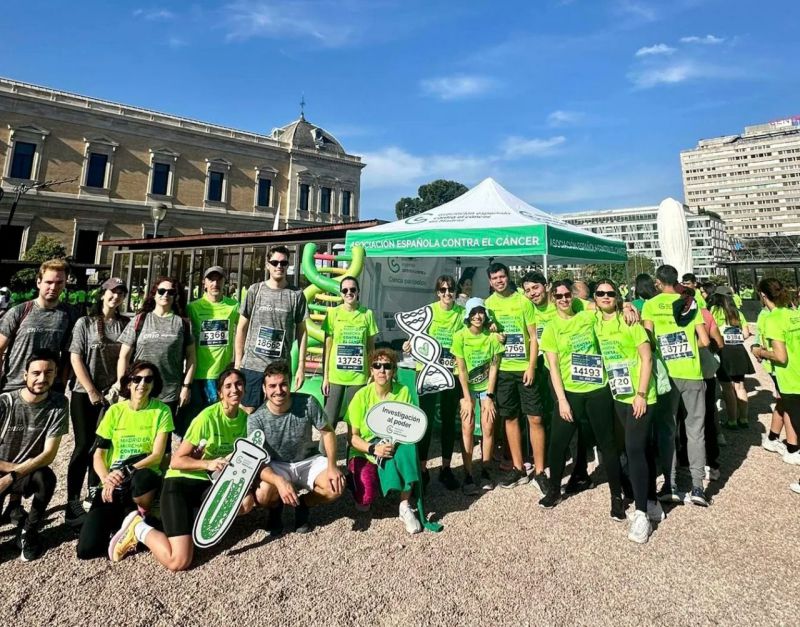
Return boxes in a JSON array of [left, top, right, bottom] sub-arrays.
[[681, 273, 707, 310], [187, 266, 240, 409], [485, 263, 545, 492], [643, 265, 711, 507]]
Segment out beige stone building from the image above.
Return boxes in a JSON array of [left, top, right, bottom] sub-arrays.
[[0, 77, 364, 264]]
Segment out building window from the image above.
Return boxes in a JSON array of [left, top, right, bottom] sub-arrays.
[[85, 153, 109, 188], [148, 147, 179, 199], [208, 171, 225, 202], [152, 163, 171, 195], [257, 178, 272, 207], [10, 142, 36, 179], [341, 190, 351, 216], [320, 187, 331, 214], [299, 183, 310, 212]]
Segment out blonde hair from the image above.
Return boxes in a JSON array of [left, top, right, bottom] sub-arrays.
[[37, 258, 69, 280]]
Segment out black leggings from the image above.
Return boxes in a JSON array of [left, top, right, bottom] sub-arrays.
[[419, 387, 460, 464], [3, 467, 56, 531], [614, 400, 657, 512], [68, 392, 103, 500], [76, 468, 161, 560], [549, 386, 621, 498]]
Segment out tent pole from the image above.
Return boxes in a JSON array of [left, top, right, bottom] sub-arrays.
[[543, 255, 548, 281]]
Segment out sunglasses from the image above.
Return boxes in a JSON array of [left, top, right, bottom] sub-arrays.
[[371, 363, 395, 371], [130, 375, 154, 384], [157, 288, 177, 296], [553, 293, 572, 300], [438, 287, 455, 294], [595, 290, 617, 298], [341, 287, 358, 295], [269, 259, 289, 268]]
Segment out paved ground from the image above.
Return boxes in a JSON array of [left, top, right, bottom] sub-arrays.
[[1, 347, 799, 626]]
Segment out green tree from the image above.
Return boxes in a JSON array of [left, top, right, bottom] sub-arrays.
[[548, 268, 575, 282], [395, 179, 468, 219], [10, 235, 68, 290]]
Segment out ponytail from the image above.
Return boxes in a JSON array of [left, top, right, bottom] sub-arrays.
[[758, 278, 792, 308]]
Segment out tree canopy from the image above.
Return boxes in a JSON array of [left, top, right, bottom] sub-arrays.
[[395, 179, 468, 219]]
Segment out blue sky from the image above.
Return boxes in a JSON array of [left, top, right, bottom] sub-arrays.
[[2, 0, 798, 220]]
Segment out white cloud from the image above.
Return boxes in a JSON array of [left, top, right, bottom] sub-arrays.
[[614, 0, 658, 22], [629, 62, 697, 88], [547, 110, 583, 127], [167, 36, 188, 49], [359, 147, 427, 189], [420, 75, 497, 100], [133, 9, 175, 20], [635, 43, 675, 57], [501, 136, 566, 158], [681, 34, 725, 45]]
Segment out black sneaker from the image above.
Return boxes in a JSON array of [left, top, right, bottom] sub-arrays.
[[439, 467, 460, 491], [266, 503, 284, 537], [689, 487, 710, 507], [462, 474, 480, 496], [538, 491, 562, 509], [19, 527, 44, 562], [64, 499, 87, 529], [499, 468, 530, 489], [294, 500, 312, 534], [533, 472, 551, 497], [563, 474, 593, 495], [479, 468, 495, 491], [610, 496, 626, 522]]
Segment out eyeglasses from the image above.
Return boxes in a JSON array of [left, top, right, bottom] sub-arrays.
[[438, 287, 455, 294], [594, 290, 616, 298], [553, 293, 572, 300], [157, 288, 177, 296], [269, 259, 289, 268], [371, 363, 395, 371], [130, 375, 155, 384], [341, 287, 358, 295]]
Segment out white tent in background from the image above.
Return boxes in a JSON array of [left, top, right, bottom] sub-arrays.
[[657, 198, 693, 277]]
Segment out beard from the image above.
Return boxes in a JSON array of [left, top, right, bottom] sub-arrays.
[[25, 381, 50, 396]]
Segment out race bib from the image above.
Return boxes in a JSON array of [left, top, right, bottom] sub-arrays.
[[608, 362, 634, 396], [504, 333, 526, 360], [723, 326, 744, 346], [571, 353, 603, 384], [468, 362, 489, 386], [658, 331, 693, 361], [336, 344, 364, 371], [254, 326, 285, 359], [200, 319, 229, 347], [440, 347, 456, 370]]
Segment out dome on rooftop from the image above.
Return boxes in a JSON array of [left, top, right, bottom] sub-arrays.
[[271, 116, 345, 156]]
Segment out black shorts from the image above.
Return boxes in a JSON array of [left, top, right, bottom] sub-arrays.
[[781, 393, 800, 425], [160, 477, 211, 537], [496, 370, 543, 419], [242, 367, 265, 408]]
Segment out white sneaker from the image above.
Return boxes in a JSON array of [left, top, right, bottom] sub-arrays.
[[627, 510, 652, 544], [704, 466, 721, 481], [762, 436, 788, 456], [398, 502, 422, 535], [625, 499, 665, 523], [782, 450, 800, 466], [790, 482, 800, 495]]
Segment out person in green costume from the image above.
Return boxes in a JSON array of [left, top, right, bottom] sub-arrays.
[[108, 367, 250, 570]]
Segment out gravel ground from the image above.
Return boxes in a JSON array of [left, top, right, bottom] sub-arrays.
[[2, 348, 799, 626]]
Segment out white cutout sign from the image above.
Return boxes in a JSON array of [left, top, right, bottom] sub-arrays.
[[365, 401, 428, 445]]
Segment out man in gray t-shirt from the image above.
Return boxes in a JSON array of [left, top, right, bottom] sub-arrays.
[[0, 351, 67, 561], [0, 261, 75, 392], [247, 359, 343, 534], [235, 246, 309, 412]]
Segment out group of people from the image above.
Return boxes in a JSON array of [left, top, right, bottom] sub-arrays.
[[0, 247, 795, 568]]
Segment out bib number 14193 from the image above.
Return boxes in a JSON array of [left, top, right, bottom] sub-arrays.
[[571, 353, 603, 384]]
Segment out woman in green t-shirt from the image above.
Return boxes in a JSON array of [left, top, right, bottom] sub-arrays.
[[403, 275, 464, 491], [109, 367, 250, 569], [594, 280, 661, 543], [321, 276, 378, 429], [76, 361, 173, 560], [709, 292, 754, 429], [538, 281, 623, 519], [344, 348, 422, 535]]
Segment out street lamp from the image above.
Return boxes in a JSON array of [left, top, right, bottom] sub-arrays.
[[151, 203, 168, 238]]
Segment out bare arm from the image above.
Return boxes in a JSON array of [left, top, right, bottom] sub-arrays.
[[183, 343, 197, 385], [296, 320, 308, 371], [455, 356, 471, 399], [169, 438, 225, 473], [636, 341, 653, 395], [546, 352, 567, 403], [322, 335, 333, 383], [234, 315, 250, 369], [0, 333, 8, 363], [695, 322, 710, 349], [117, 343, 133, 383], [71, 352, 101, 399]]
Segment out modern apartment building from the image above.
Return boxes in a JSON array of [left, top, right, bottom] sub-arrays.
[[0, 78, 364, 264], [561, 204, 729, 278], [681, 116, 800, 242]]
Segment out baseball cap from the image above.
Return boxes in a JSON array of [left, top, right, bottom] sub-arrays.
[[714, 285, 734, 296], [204, 266, 225, 279], [101, 277, 127, 292], [463, 297, 487, 322]]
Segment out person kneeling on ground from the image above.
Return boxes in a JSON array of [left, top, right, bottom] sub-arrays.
[[0, 351, 67, 561], [109, 367, 252, 569], [344, 348, 426, 535], [250, 359, 344, 535], [77, 361, 173, 560]]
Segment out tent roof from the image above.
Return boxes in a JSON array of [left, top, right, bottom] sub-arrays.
[[347, 178, 627, 264]]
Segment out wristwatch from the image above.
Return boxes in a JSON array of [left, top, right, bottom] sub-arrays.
[[181, 383, 191, 389], [636, 391, 647, 399], [486, 392, 496, 401], [368, 443, 376, 456]]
